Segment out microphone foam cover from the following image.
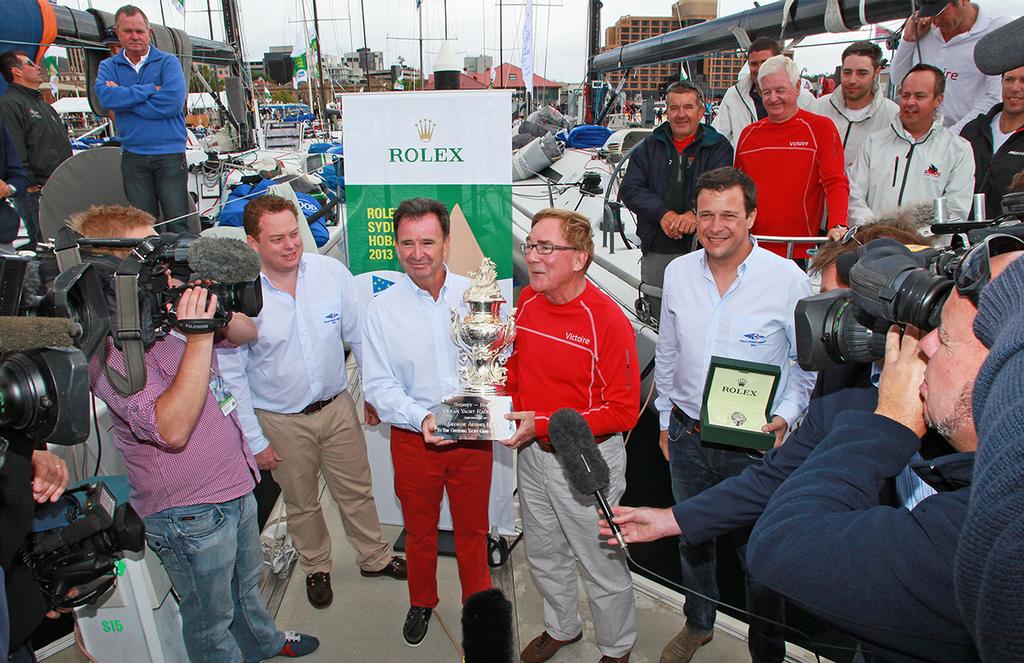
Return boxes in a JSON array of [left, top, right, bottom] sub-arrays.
[[0, 316, 79, 354], [549, 407, 610, 495], [187, 236, 262, 282], [462, 588, 514, 663], [974, 16, 1024, 75]]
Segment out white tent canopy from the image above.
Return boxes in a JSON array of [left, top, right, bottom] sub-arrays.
[[52, 92, 229, 115]]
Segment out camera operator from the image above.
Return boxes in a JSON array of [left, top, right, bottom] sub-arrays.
[[954, 252, 1024, 661], [745, 246, 1024, 662], [79, 205, 319, 662]]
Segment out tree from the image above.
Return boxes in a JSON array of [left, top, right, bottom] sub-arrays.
[[191, 64, 224, 93], [271, 89, 295, 103]]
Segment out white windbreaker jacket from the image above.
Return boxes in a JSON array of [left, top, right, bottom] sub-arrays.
[[810, 84, 900, 172], [848, 117, 975, 226]]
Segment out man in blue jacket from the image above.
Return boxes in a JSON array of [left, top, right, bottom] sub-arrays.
[[0, 121, 29, 253], [96, 5, 190, 232], [745, 246, 1024, 662], [619, 81, 732, 321]]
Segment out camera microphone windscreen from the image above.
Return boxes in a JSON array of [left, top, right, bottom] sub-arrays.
[[0, 317, 79, 354], [187, 236, 261, 283], [549, 408, 609, 495], [974, 15, 1024, 75], [462, 588, 514, 663], [549, 408, 628, 550]]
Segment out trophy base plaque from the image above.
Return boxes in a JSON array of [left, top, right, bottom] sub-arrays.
[[432, 395, 516, 441]]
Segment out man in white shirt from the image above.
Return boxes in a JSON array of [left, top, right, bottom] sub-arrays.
[[654, 167, 815, 663], [810, 40, 900, 171], [217, 195, 406, 612], [960, 66, 1024, 218], [848, 64, 975, 227], [890, 0, 1011, 134], [362, 198, 494, 647]]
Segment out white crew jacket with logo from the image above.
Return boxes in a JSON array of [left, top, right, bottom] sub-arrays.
[[712, 74, 816, 147], [809, 83, 900, 172], [847, 117, 975, 227]]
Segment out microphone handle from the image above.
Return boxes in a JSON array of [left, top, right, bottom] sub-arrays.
[[593, 489, 628, 550]]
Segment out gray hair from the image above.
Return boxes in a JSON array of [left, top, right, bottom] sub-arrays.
[[757, 54, 800, 87]]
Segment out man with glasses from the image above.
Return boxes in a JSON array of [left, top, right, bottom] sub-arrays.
[[502, 208, 640, 663], [620, 79, 732, 322], [747, 234, 1024, 662], [847, 64, 975, 227], [0, 50, 72, 250], [891, 0, 1011, 134]]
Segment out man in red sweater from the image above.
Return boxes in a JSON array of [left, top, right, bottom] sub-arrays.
[[503, 208, 641, 663], [735, 54, 849, 258]]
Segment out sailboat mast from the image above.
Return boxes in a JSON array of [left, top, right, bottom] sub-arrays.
[[312, 0, 327, 113], [418, 3, 424, 91], [300, 1, 316, 115], [583, 0, 601, 123]]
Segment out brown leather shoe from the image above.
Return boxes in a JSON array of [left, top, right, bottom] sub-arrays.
[[599, 652, 631, 663], [521, 631, 583, 663], [660, 626, 713, 663], [359, 556, 408, 580], [305, 572, 332, 609]]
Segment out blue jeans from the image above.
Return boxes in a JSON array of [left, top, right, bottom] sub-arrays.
[[120, 151, 192, 233], [143, 493, 284, 663], [13, 190, 40, 248], [667, 416, 786, 663]]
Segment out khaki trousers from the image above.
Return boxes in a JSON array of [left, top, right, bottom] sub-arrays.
[[256, 391, 391, 575]]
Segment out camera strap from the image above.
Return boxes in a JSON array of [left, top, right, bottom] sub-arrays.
[[102, 273, 149, 396]]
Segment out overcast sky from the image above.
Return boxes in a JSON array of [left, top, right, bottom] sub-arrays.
[[70, 0, 1021, 82]]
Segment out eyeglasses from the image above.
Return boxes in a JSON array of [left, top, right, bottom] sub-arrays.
[[521, 242, 577, 255], [953, 233, 1024, 306], [665, 80, 705, 104], [18, 59, 36, 68], [840, 225, 863, 246]]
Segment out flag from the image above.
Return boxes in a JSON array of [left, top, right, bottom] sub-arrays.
[[308, 30, 320, 78], [372, 275, 395, 294], [43, 55, 59, 98], [292, 48, 308, 89], [521, 0, 534, 96], [167, 0, 185, 15], [263, 83, 272, 102]]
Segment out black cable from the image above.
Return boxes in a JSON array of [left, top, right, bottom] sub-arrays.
[[91, 393, 102, 478], [622, 549, 831, 663]]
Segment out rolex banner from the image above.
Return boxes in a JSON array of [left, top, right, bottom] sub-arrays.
[[342, 89, 515, 534]]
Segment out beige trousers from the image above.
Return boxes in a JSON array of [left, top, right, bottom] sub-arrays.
[[256, 391, 391, 575]]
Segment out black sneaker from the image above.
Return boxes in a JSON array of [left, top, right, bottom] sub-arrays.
[[403, 606, 432, 647]]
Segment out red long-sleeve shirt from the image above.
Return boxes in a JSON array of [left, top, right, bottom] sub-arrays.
[[507, 281, 640, 441], [735, 108, 849, 258]]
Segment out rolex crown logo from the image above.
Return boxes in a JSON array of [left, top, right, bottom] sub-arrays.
[[416, 118, 436, 142], [737, 378, 748, 387]]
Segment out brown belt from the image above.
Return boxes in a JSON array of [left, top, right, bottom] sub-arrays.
[[535, 433, 615, 453], [298, 393, 339, 415]]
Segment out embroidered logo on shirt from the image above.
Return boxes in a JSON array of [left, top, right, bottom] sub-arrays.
[[565, 332, 592, 346], [789, 141, 809, 147], [372, 275, 395, 294], [924, 163, 941, 178], [740, 332, 767, 347], [323, 312, 342, 324]]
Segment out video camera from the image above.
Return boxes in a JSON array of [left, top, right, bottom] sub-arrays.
[[21, 480, 145, 611], [49, 226, 263, 395], [795, 218, 1024, 371]]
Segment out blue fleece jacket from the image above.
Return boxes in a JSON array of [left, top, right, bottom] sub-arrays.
[[95, 47, 186, 155], [748, 410, 978, 663], [956, 254, 1024, 662]]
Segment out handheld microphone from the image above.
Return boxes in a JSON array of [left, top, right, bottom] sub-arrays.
[[186, 236, 261, 282], [0, 317, 80, 354], [974, 15, 1024, 76], [462, 589, 514, 663], [548, 408, 627, 550]]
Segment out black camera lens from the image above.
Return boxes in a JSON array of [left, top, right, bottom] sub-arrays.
[[795, 289, 887, 370], [210, 280, 263, 318]]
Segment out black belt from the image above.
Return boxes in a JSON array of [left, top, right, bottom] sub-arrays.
[[298, 393, 339, 415], [671, 405, 700, 435]]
